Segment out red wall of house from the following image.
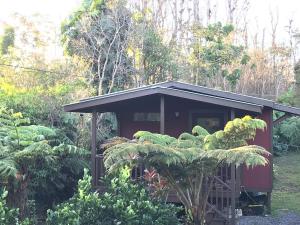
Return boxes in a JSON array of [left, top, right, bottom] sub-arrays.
[[118, 96, 220, 138], [241, 108, 273, 192], [117, 96, 273, 192], [118, 106, 189, 138]]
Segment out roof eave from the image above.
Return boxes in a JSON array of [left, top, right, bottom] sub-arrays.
[[273, 103, 300, 116], [64, 87, 161, 112], [64, 86, 263, 113], [167, 81, 275, 107]]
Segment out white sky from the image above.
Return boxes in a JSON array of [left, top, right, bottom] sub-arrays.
[[0, 0, 82, 27], [247, 0, 300, 41], [0, 0, 300, 57]]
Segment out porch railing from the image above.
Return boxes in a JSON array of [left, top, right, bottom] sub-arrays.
[[94, 154, 239, 225]]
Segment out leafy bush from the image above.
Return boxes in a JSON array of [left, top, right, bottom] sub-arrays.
[[47, 168, 181, 225], [0, 107, 89, 219], [0, 190, 19, 225], [273, 116, 300, 155], [0, 189, 32, 225], [274, 88, 300, 155], [28, 144, 89, 210]]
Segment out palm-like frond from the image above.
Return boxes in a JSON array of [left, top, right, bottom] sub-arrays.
[[101, 137, 130, 150], [204, 116, 267, 150], [14, 141, 55, 164], [0, 157, 17, 178], [134, 131, 177, 146], [104, 115, 269, 173], [0, 107, 87, 180], [192, 125, 210, 136], [104, 143, 205, 172], [52, 144, 89, 156], [200, 145, 270, 168]]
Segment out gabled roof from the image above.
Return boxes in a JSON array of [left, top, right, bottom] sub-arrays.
[[64, 81, 300, 116]]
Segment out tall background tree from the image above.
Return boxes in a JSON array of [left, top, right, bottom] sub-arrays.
[[189, 22, 249, 90], [61, 0, 133, 95]]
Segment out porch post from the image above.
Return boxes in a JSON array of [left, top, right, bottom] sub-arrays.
[[116, 113, 121, 136], [160, 95, 165, 134], [230, 109, 236, 225], [267, 109, 274, 214], [91, 111, 97, 186]]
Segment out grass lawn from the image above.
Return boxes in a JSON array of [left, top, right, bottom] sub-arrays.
[[272, 152, 300, 214]]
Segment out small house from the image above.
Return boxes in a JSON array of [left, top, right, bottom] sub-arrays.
[[64, 81, 300, 224]]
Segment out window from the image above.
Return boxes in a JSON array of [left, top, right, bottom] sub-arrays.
[[133, 113, 160, 122], [191, 112, 225, 133], [196, 117, 222, 133]]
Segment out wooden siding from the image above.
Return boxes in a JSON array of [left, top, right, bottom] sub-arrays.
[[119, 96, 226, 138], [241, 108, 273, 192]]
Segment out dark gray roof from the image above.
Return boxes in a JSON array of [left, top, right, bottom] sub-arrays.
[[64, 81, 300, 116]]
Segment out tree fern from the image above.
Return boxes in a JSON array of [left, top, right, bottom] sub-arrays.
[[103, 115, 269, 225], [0, 107, 88, 217]]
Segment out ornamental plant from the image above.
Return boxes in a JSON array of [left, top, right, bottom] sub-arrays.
[[47, 168, 180, 225]]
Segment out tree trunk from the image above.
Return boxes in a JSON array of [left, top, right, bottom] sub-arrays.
[[190, 207, 205, 225], [7, 176, 29, 219]]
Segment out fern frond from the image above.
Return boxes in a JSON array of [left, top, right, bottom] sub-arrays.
[[133, 131, 176, 146], [178, 133, 196, 141], [0, 158, 17, 178], [104, 142, 187, 173], [52, 144, 89, 156], [14, 141, 53, 163], [201, 145, 270, 168], [104, 116, 269, 176], [101, 137, 130, 150], [192, 125, 210, 136]]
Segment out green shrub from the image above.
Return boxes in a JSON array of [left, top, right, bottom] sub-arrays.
[[0, 189, 33, 225], [0, 190, 19, 225], [274, 89, 300, 155], [273, 117, 300, 155], [47, 168, 181, 225], [0, 107, 89, 219]]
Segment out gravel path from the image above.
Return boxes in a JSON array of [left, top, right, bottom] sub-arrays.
[[238, 212, 300, 225]]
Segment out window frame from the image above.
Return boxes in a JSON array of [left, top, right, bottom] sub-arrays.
[[132, 112, 160, 122], [188, 109, 229, 132]]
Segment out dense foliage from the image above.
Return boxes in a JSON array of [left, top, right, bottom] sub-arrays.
[[273, 116, 300, 154], [190, 22, 249, 88], [104, 116, 269, 225], [0, 190, 19, 225], [273, 61, 300, 155], [0, 108, 88, 218], [47, 168, 180, 225], [0, 189, 32, 225], [0, 25, 14, 55]]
